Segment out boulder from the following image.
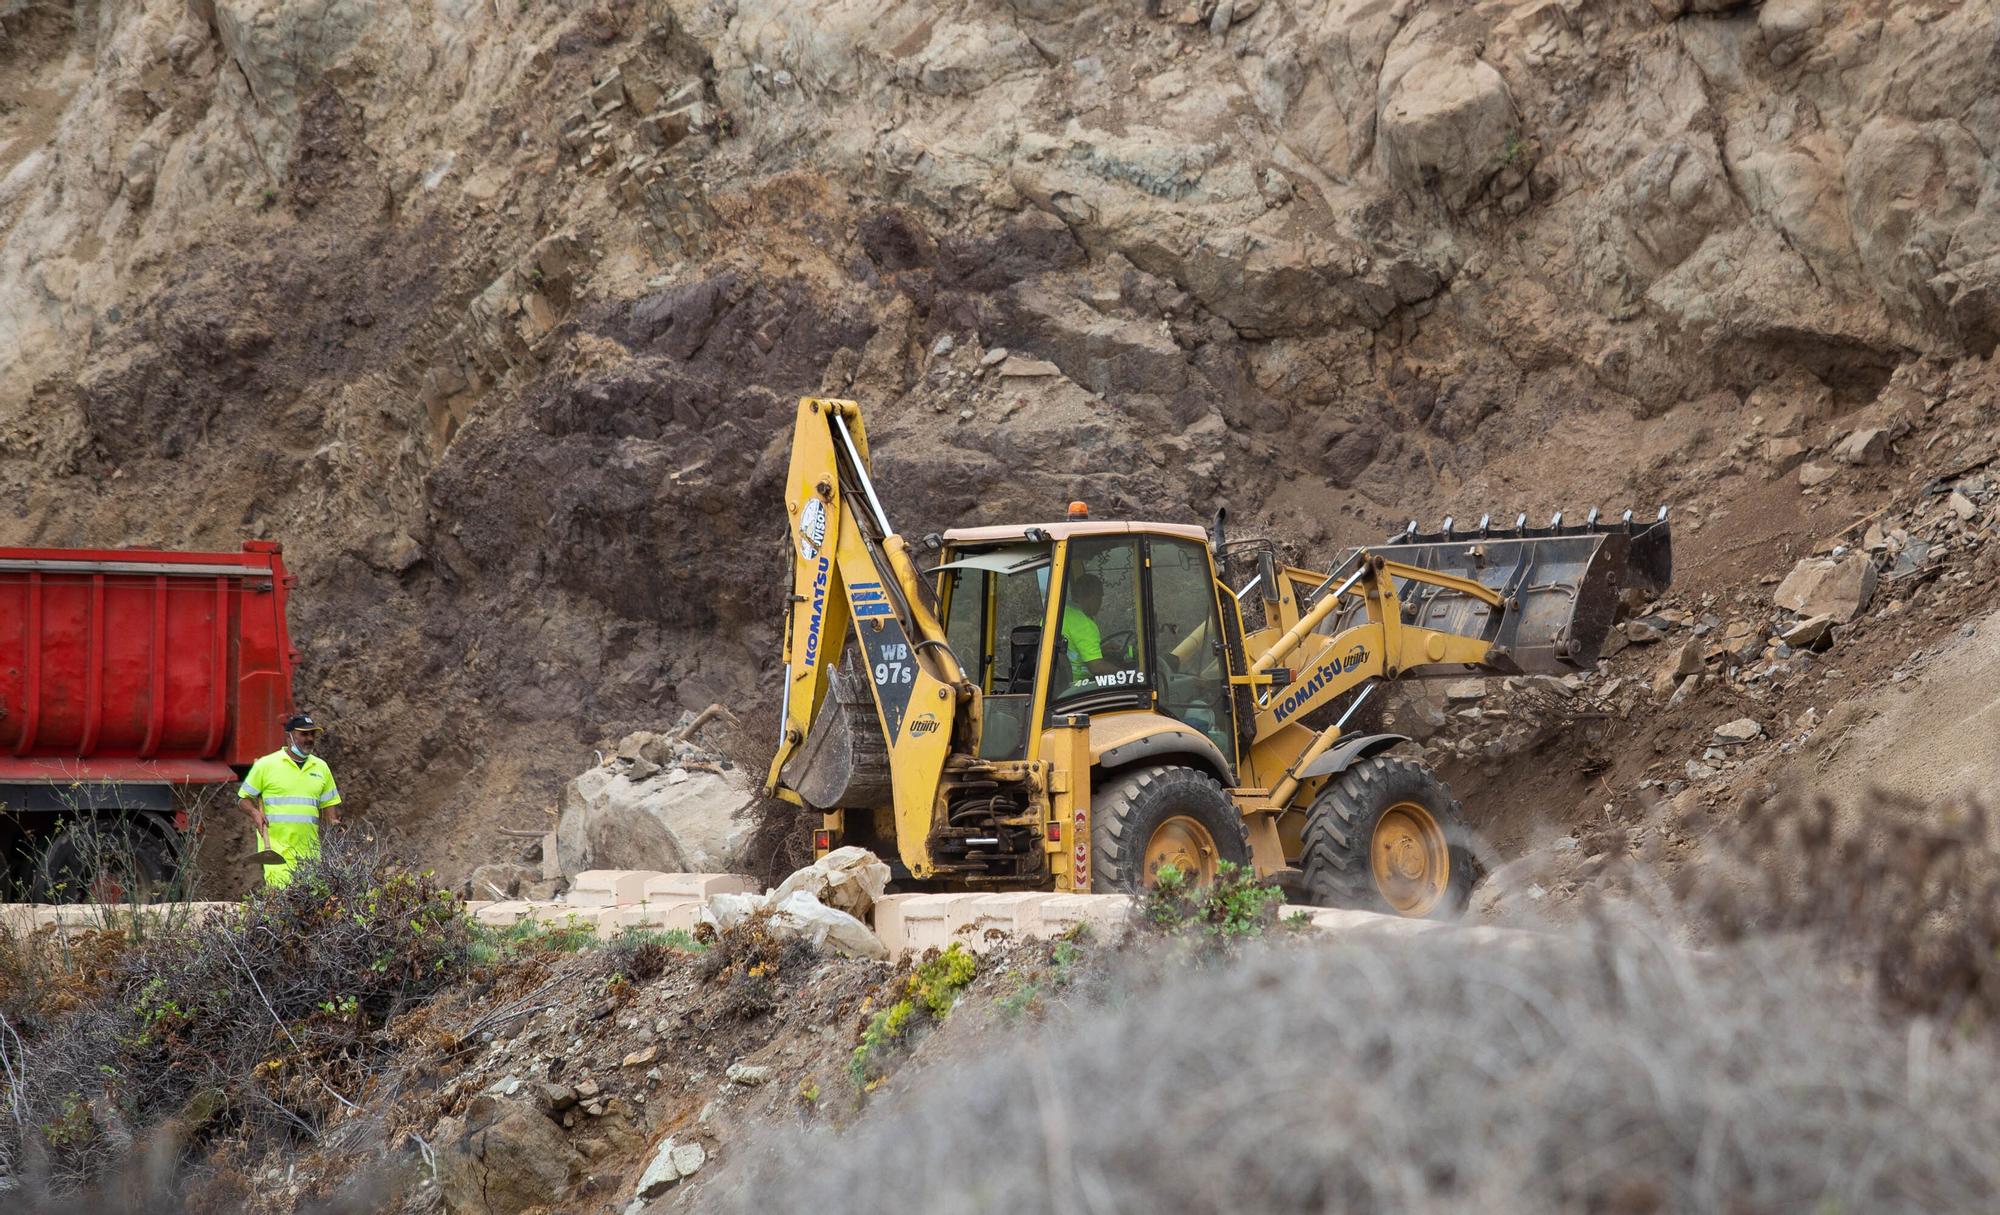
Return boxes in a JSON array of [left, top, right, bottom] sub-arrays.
[[1622, 619, 1665, 644], [1718, 619, 1763, 661], [997, 355, 1060, 378], [1773, 554, 1877, 622], [1444, 679, 1487, 702], [771, 845, 891, 919], [555, 765, 756, 880], [701, 886, 889, 960], [436, 1096, 578, 1215], [1714, 718, 1763, 742], [1761, 436, 1807, 468], [614, 730, 675, 766], [1832, 427, 1890, 466], [636, 1138, 708, 1199], [1782, 615, 1836, 648], [1376, 49, 1519, 212]]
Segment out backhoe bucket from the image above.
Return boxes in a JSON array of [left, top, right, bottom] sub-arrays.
[[782, 653, 893, 811], [1342, 511, 1673, 676]]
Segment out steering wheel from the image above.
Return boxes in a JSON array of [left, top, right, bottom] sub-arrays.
[[1098, 630, 1137, 664]]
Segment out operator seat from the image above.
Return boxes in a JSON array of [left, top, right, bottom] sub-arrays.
[[1004, 624, 1043, 694]]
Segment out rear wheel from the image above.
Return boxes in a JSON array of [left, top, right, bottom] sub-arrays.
[[1300, 756, 1473, 919], [1091, 764, 1251, 892], [31, 818, 174, 904]]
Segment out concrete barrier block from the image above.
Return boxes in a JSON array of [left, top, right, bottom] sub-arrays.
[[473, 900, 539, 927], [528, 903, 615, 932], [44, 905, 132, 933], [642, 873, 758, 903], [1287, 906, 1451, 938], [188, 901, 240, 924], [965, 892, 1058, 950], [1036, 893, 1135, 940], [0, 904, 44, 937], [873, 893, 983, 960], [603, 899, 704, 933], [568, 870, 667, 907]]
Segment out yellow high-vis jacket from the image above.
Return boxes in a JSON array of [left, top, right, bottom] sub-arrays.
[[240, 749, 341, 888]]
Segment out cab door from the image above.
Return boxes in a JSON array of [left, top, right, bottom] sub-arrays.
[[1145, 536, 1236, 766], [1048, 536, 1150, 717]]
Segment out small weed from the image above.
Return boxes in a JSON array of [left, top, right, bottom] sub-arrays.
[[610, 926, 704, 983], [996, 934, 1086, 1022], [43, 1091, 92, 1148], [313, 994, 360, 1020], [604, 971, 636, 1006], [1143, 861, 1286, 942], [470, 915, 600, 963]]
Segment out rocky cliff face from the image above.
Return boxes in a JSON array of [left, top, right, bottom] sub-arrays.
[[2, 0, 1995, 875]]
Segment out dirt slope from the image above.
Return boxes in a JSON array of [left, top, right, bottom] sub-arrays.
[[2, 0, 1997, 880]]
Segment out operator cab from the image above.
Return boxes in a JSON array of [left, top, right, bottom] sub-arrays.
[[931, 517, 1237, 769]]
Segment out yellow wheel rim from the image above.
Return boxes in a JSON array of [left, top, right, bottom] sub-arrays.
[[1144, 815, 1220, 887], [1371, 801, 1450, 916]]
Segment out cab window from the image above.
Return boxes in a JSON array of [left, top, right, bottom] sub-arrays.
[[1052, 537, 1147, 711], [938, 545, 1051, 758]]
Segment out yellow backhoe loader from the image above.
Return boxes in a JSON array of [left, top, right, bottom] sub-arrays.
[[766, 398, 1671, 917]]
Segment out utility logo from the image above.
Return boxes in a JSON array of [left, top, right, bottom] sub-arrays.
[[802, 556, 830, 669], [797, 498, 828, 561], [908, 712, 939, 737], [1271, 644, 1369, 723]]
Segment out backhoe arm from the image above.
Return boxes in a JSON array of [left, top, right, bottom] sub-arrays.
[[765, 398, 974, 879]]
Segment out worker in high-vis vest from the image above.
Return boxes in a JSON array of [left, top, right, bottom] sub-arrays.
[[238, 713, 342, 888]]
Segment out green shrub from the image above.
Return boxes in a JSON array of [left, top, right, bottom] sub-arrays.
[[849, 942, 978, 1088], [4, 841, 474, 1194]]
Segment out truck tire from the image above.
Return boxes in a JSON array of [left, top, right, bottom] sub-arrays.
[[1300, 756, 1473, 919], [1091, 764, 1251, 893], [31, 818, 174, 905]]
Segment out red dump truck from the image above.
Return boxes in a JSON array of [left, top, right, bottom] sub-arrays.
[[0, 541, 297, 901]]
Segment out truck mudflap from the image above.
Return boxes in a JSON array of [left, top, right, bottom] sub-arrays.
[[1333, 509, 1673, 676]]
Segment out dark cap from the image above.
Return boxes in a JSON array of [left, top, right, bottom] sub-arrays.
[[284, 713, 322, 732]]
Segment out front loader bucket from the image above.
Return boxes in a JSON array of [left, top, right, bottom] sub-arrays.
[[1341, 510, 1673, 676]]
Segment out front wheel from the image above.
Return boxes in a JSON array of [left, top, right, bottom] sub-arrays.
[[1090, 764, 1251, 892], [1300, 756, 1474, 919]]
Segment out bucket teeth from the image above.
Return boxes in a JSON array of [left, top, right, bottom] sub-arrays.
[[1385, 506, 1672, 546]]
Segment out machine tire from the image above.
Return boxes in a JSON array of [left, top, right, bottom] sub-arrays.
[[1090, 764, 1250, 893], [1300, 756, 1473, 919], [30, 817, 174, 905]]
